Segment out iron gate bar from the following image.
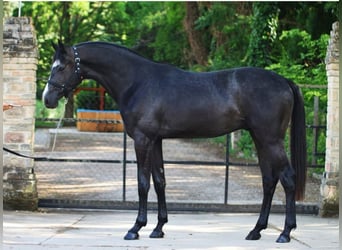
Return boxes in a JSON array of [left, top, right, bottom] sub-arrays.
[[34, 157, 259, 167], [36, 117, 122, 124], [225, 134, 230, 204], [34, 158, 134, 164], [123, 131, 127, 202]]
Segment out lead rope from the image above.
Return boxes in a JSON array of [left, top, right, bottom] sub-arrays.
[[50, 98, 68, 153], [3, 98, 68, 160]]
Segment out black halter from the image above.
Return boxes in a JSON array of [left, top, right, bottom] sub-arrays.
[[48, 46, 83, 98]]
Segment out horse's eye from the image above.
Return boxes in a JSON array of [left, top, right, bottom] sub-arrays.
[[57, 65, 66, 71]]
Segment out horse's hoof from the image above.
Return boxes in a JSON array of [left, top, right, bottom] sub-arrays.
[[245, 231, 261, 240], [124, 231, 139, 240], [150, 230, 164, 238], [276, 234, 291, 243]]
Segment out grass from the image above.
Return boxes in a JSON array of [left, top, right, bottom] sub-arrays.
[[35, 99, 66, 128]]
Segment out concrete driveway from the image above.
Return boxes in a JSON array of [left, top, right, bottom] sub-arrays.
[[3, 209, 339, 250]]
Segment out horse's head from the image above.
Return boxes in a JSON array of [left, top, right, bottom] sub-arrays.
[[43, 40, 83, 108]]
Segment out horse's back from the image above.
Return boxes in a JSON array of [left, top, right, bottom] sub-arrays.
[[164, 67, 294, 131]]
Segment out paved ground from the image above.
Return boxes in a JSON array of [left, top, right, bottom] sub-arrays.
[[3, 209, 339, 250]]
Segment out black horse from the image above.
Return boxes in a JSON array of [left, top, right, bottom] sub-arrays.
[[43, 41, 306, 243]]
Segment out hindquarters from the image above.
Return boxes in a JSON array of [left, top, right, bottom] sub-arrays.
[[237, 68, 295, 142], [243, 75, 306, 201], [237, 68, 306, 200]]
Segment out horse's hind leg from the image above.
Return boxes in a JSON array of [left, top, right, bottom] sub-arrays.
[[277, 165, 296, 243], [150, 139, 168, 238], [245, 166, 279, 240], [246, 138, 288, 241]]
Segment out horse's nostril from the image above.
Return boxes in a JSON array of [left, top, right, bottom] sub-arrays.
[[44, 98, 53, 108]]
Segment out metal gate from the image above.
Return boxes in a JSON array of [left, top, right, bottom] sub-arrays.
[[34, 116, 322, 214]]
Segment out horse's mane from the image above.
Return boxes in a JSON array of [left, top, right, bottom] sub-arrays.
[[75, 41, 180, 69], [76, 41, 153, 62]]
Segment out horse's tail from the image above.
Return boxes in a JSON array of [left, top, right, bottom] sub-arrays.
[[288, 80, 307, 201]]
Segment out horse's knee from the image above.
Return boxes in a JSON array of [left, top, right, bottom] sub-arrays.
[[279, 167, 295, 192], [262, 175, 278, 194], [138, 180, 150, 196]]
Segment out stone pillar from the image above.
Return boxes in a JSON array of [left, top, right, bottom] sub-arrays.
[[320, 22, 339, 217], [3, 17, 38, 211]]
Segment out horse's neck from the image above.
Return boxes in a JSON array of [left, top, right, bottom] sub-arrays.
[[81, 45, 144, 104]]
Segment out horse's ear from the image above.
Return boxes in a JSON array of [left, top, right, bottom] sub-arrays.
[[58, 39, 66, 53], [51, 40, 66, 53], [52, 41, 58, 51]]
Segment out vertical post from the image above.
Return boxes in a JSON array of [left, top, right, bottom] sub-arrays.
[[312, 96, 319, 166], [3, 17, 38, 211], [99, 88, 105, 110], [320, 21, 339, 217], [18, 1, 22, 17], [224, 134, 230, 204], [122, 130, 127, 202]]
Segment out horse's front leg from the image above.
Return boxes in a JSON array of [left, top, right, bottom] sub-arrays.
[[150, 139, 168, 238], [124, 135, 152, 240]]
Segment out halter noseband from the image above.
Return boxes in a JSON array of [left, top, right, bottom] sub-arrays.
[[48, 46, 83, 98]]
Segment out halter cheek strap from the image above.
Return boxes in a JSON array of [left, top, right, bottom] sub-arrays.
[[48, 46, 83, 98], [73, 46, 83, 80]]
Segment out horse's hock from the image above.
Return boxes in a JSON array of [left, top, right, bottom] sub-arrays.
[[320, 21, 339, 217], [3, 17, 38, 210]]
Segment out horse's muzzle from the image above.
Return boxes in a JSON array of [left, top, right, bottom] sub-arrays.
[[44, 97, 58, 109]]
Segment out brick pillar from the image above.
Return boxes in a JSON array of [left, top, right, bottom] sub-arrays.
[[320, 22, 339, 217], [3, 17, 38, 211]]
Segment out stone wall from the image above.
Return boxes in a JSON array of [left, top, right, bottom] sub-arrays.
[[320, 21, 339, 217], [3, 17, 38, 210]]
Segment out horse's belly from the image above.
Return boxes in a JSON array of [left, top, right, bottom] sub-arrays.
[[157, 109, 243, 138]]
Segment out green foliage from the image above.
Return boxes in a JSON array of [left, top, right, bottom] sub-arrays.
[[246, 3, 280, 67], [35, 99, 66, 127], [235, 131, 256, 160], [147, 3, 189, 67], [195, 3, 252, 70], [267, 29, 329, 124]]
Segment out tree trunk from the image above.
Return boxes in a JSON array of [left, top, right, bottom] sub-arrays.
[[183, 2, 208, 66], [60, 2, 75, 121]]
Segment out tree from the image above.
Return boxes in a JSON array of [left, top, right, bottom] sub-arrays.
[[183, 2, 209, 66], [277, 2, 338, 39], [194, 2, 252, 70], [125, 2, 189, 68], [246, 2, 279, 67]]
